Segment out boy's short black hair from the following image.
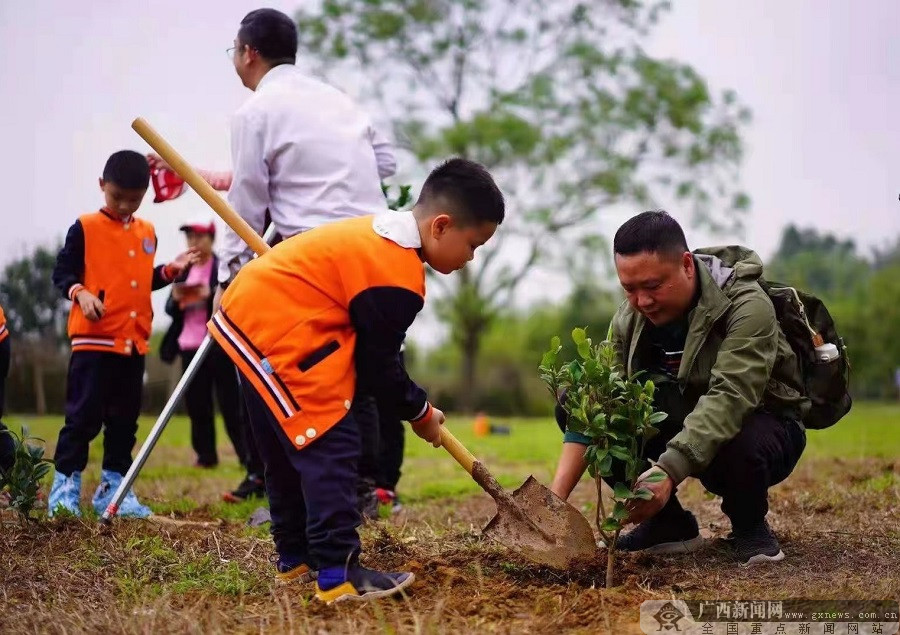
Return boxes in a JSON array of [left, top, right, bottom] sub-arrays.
[[417, 158, 505, 226], [613, 211, 689, 260], [102, 151, 150, 190], [238, 8, 298, 64]]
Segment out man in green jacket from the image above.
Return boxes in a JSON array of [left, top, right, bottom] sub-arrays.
[[550, 211, 809, 566]]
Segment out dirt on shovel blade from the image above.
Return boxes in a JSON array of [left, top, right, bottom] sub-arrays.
[[472, 461, 598, 569]]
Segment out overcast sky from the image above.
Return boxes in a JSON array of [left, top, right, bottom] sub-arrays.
[[0, 1, 896, 344]]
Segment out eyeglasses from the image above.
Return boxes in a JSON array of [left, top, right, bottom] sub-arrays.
[[226, 45, 237, 58]]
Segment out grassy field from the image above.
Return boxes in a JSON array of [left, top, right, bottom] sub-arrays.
[[12, 401, 900, 504], [1, 403, 898, 634]]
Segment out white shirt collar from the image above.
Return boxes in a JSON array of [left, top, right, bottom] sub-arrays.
[[256, 63, 297, 91], [372, 211, 421, 249]]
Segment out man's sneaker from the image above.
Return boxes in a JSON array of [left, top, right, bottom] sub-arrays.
[[275, 556, 318, 584], [375, 488, 403, 514], [92, 470, 152, 518], [315, 566, 414, 604], [48, 470, 82, 518], [616, 508, 705, 554], [731, 520, 785, 567], [223, 473, 266, 503]]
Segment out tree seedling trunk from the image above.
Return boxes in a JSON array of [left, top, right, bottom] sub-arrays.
[[540, 328, 668, 587]]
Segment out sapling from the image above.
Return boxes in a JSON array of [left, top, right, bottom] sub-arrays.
[[539, 328, 667, 587], [0, 426, 53, 522]]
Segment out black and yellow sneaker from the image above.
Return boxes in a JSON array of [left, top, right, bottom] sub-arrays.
[[315, 566, 414, 604], [275, 557, 318, 584]]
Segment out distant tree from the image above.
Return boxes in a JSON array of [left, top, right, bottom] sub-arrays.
[[0, 245, 68, 414], [872, 236, 900, 270], [767, 225, 870, 300]]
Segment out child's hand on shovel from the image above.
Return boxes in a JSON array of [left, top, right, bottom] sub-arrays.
[[411, 405, 445, 448]]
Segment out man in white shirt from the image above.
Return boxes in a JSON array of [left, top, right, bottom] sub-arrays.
[[220, 7, 396, 285], [218, 9, 398, 509]]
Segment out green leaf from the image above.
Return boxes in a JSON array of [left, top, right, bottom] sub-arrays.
[[643, 470, 668, 483], [576, 341, 592, 360], [599, 454, 613, 476], [600, 517, 621, 532], [648, 411, 668, 425], [633, 487, 654, 500], [612, 501, 629, 521], [608, 446, 631, 461], [604, 428, 622, 441], [571, 327, 587, 345], [613, 482, 631, 500]]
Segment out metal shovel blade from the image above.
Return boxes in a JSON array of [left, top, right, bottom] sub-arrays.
[[477, 469, 598, 569]]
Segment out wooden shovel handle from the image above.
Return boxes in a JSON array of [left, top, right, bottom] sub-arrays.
[[439, 426, 477, 475], [131, 117, 270, 257]]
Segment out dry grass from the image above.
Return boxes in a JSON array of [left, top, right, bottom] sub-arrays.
[[1, 452, 898, 635]]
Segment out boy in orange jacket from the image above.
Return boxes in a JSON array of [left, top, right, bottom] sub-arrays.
[[0, 304, 12, 474], [49, 150, 197, 518], [209, 158, 504, 603]]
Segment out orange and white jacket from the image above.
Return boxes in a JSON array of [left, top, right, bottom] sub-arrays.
[[52, 209, 176, 355], [209, 212, 429, 451], [0, 304, 8, 344]]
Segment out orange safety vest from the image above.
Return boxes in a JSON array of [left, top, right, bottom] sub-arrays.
[[209, 215, 425, 450], [67, 212, 157, 355], [0, 304, 8, 344]]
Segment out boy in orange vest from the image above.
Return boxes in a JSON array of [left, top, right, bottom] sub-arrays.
[[209, 158, 504, 603], [0, 304, 12, 474], [48, 150, 197, 518]]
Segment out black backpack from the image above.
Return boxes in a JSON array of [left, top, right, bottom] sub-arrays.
[[694, 246, 852, 429], [757, 281, 852, 429]]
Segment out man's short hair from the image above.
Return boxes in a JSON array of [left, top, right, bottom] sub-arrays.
[[417, 158, 505, 226], [102, 151, 150, 189], [238, 8, 298, 64], [613, 210, 689, 259]]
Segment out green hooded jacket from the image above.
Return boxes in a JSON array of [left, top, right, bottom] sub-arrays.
[[607, 246, 809, 484]]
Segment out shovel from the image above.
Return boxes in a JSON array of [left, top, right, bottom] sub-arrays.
[[439, 427, 597, 569]]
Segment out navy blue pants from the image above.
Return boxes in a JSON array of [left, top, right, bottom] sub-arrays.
[[0, 336, 13, 472], [54, 351, 145, 476], [556, 406, 806, 529], [241, 374, 362, 568]]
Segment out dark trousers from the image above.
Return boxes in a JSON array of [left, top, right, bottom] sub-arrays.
[[241, 374, 362, 568], [557, 408, 806, 530], [356, 351, 407, 492], [354, 393, 380, 492], [241, 403, 265, 477], [55, 351, 145, 476], [0, 337, 13, 472], [181, 343, 248, 467], [377, 404, 405, 491], [354, 395, 407, 492]]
